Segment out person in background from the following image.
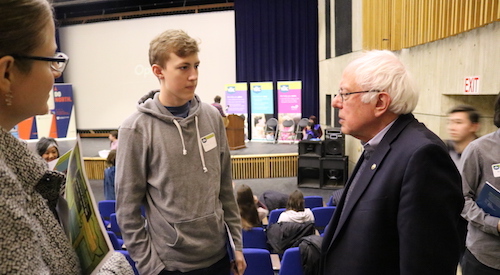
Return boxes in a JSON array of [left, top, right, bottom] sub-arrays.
[[104, 149, 116, 200], [303, 115, 323, 140], [0, 0, 80, 273], [459, 92, 500, 275], [321, 50, 463, 275], [36, 136, 60, 162], [236, 184, 264, 230], [115, 29, 246, 275], [446, 104, 480, 167], [212, 95, 226, 117], [109, 129, 118, 150], [278, 190, 315, 223], [445, 104, 481, 261]]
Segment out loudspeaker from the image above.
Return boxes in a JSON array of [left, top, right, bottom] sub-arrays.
[[324, 128, 345, 157], [320, 156, 349, 188], [298, 156, 321, 188], [298, 140, 323, 157]]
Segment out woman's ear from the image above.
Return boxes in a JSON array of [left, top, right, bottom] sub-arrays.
[[0, 56, 14, 90]]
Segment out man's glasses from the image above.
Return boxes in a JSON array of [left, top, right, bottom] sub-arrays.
[[10, 52, 69, 73], [335, 89, 380, 102]]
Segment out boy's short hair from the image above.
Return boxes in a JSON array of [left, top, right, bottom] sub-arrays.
[[447, 104, 480, 124], [149, 29, 199, 67]]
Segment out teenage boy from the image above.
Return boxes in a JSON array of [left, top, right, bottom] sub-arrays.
[[115, 29, 246, 275]]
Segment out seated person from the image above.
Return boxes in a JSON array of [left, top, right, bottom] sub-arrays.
[[254, 195, 268, 221], [278, 190, 315, 223], [303, 115, 322, 140], [259, 190, 288, 211], [236, 184, 266, 230], [36, 137, 60, 162]]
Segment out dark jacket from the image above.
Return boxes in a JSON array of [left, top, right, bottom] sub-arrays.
[[321, 114, 464, 275], [267, 222, 315, 254], [296, 235, 323, 275]]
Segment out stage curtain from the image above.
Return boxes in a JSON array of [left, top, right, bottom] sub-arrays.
[[234, 0, 319, 135]]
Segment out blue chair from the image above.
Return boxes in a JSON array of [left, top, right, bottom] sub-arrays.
[[304, 196, 323, 209], [117, 250, 139, 275], [242, 227, 268, 250], [98, 200, 116, 228], [107, 231, 124, 250], [279, 247, 304, 275], [268, 208, 286, 225], [109, 213, 122, 239], [311, 206, 336, 234], [243, 248, 274, 275]]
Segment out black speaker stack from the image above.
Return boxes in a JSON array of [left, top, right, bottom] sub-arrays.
[[297, 128, 348, 189]]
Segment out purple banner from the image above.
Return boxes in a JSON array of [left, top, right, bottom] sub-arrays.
[[225, 83, 248, 114]]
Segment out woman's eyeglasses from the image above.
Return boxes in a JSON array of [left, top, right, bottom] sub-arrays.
[[10, 52, 69, 73]]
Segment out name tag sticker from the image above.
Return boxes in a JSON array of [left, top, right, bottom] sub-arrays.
[[201, 133, 217, 152], [492, 163, 500, 178]]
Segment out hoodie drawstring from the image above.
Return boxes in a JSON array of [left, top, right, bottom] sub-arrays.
[[195, 116, 208, 173], [172, 119, 187, 155]]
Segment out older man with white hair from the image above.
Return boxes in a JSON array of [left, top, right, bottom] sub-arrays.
[[321, 50, 464, 275]]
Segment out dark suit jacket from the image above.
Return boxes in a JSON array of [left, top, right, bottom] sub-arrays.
[[321, 114, 464, 275]]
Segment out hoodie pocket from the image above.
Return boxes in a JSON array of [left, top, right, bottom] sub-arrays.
[[154, 212, 226, 262]]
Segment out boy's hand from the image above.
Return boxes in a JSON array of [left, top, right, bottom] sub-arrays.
[[231, 250, 246, 275]]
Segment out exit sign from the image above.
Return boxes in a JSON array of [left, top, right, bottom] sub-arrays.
[[464, 76, 480, 94]]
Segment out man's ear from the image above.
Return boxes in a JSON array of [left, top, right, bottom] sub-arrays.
[[374, 92, 391, 117], [471, 122, 480, 134], [151, 64, 164, 79], [0, 56, 15, 94]]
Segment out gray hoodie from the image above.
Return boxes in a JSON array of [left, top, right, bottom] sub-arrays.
[[115, 92, 242, 274]]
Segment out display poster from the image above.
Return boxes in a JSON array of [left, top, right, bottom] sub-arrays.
[[277, 81, 302, 142], [53, 83, 77, 138], [15, 84, 76, 139], [62, 138, 113, 275], [225, 83, 248, 114], [17, 116, 38, 140], [225, 83, 249, 140], [250, 82, 274, 141]]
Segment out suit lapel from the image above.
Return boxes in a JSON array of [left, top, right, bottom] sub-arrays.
[[327, 114, 415, 250]]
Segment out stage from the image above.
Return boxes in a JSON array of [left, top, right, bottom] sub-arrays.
[[81, 138, 300, 180], [81, 138, 298, 157], [82, 138, 339, 203]]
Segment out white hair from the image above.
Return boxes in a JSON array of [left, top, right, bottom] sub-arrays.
[[345, 50, 418, 114]]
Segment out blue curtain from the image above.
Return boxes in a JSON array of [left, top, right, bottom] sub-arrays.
[[234, 0, 319, 123]]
